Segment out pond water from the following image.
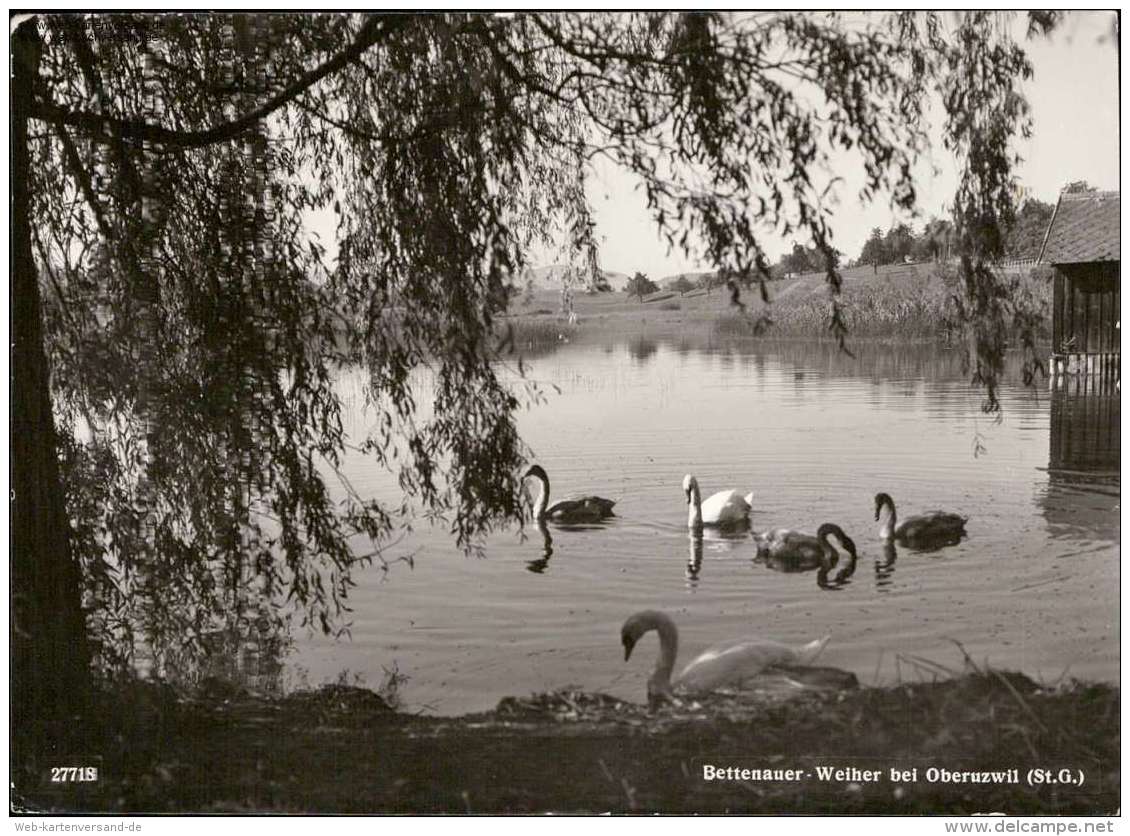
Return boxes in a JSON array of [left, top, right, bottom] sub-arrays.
[[291, 332, 1119, 715]]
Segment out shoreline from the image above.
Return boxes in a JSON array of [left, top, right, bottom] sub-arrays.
[[500, 275, 1050, 350], [14, 669, 1119, 814]]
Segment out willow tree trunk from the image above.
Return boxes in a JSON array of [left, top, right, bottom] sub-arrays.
[[11, 18, 91, 766]]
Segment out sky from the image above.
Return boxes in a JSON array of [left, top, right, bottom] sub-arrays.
[[577, 10, 1120, 280]]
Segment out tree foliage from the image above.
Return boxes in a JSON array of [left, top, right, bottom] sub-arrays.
[[588, 273, 613, 293], [1004, 198, 1054, 259], [854, 201, 1050, 267], [666, 276, 696, 295], [779, 242, 840, 275], [16, 11, 1057, 683], [626, 271, 659, 301]]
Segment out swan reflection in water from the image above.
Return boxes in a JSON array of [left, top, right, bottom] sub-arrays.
[[524, 520, 555, 574], [871, 534, 962, 592], [816, 548, 858, 591], [874, 541, 898, 589], [685, 535, 703, 588], [525, 517, 621, 574], [685, 526, 756, 589]]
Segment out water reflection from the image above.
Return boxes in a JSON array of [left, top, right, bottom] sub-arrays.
[[751, 535, 859, 591], [1048, 387, 1119, 473], [755, 549, 824, 574], [515, 324, 1052, 388], [1041, 386, 1120, 543], [874, 542, 898, 591], [816, 551, 858, 591], [525, 520, 554, 574], [686, 529, 756, 589], [685, 535, 703, 589], [310, 332, 1117, 714], [627, 335, 659, 364]]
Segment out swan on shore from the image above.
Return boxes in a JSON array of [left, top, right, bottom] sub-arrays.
[[621, 609, 829, 707], [522, 465, 616, 524], [874, 492, 966, 547], [683, 474, 753, 531]]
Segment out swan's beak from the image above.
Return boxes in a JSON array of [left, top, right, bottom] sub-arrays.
[[873, 503, 880, 521], [623, 637, 635, 662]]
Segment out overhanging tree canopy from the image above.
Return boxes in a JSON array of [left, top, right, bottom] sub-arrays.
[[13, 12, 1055, 748]]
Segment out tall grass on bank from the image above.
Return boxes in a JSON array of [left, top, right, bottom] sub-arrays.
[[496, 317, 577, 357], [717, 267, 1051, 342]]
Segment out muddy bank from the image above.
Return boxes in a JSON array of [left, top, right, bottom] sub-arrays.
[[12, 670, 1117, 815]]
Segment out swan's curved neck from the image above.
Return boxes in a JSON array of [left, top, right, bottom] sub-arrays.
[[646, 613, 679, 698], [687, 482, 702, 530], [531, 472, 550, 520], [877, 496, 897, 539], [818, 527, 842, 565]]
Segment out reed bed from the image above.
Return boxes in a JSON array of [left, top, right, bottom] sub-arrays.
[[496, 316, 577, 357], [717, 268, 1051, 342]]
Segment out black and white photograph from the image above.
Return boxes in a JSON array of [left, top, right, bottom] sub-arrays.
[[9, 10, 1121, 817]]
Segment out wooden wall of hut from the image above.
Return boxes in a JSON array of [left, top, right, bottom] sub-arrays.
[[1051, 261, 1120, 366], [1048, 260, 1120, 386]]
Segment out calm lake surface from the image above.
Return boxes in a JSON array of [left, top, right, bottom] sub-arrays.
[[292, 333, 1120, 715]]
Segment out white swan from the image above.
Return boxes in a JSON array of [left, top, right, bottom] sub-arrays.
[[683, 474, 753, 530], [875, 492, 967, 548], [621, 610, 829, 707], [523, 465, 615, 524]]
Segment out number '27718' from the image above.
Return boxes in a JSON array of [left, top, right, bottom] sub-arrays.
[[50, 767, 99, 783]]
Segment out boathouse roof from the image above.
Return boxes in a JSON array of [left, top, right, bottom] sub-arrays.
[[1038, 190, 1120, 265]]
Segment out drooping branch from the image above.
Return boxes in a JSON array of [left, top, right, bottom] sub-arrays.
[[31, 14, 411, 150], [52, 120, 115, 241]]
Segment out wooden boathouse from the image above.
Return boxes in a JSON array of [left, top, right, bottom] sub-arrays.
[[1039, 189, 1120, 389]]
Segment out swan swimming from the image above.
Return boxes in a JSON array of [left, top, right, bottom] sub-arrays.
[[683, 474, 754, 530], [522, 465, 616, 524], [620, 610, 829, 707], [755, 523, 857, 570], [874, 492, 966, 547]]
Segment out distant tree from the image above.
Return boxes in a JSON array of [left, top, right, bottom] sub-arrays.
[[666, 276, 696, 295], [1004, 198, 1055, 259], [588, 273, 613, 293], [885, 223, 916, 263], [912, 217, 955, 262], [781, 242, 817, 275], [626, 271, 659, 301], [859, 227, 887, 266], [1063, 180, 1096, 194], [781, 242, 840, 275]]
